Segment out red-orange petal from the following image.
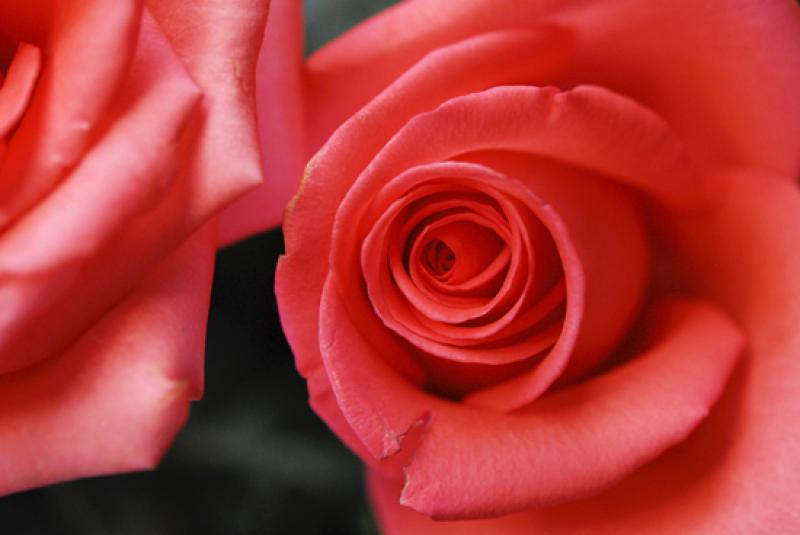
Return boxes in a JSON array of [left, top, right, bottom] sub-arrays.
[[0, 224, 214, 496], [319, 280, 741, 518]]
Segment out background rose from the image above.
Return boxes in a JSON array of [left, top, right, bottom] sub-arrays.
[[0, 0, 268, 494], [226, 0, 800, 533]]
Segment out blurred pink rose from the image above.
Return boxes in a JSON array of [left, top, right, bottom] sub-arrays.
[[0, 0, 269, 493]]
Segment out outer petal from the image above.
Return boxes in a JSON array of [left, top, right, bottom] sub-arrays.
[[320, 273, 741, 518], [368, 471, 537, 535], [562, 169, 800, 533], [218, 0, 307, 244], [328, 84, 705, 212], [461, 154, 649, 408], [306, 25, 570, 152], [146, 0, 269, 219], [0, 13, 202, 373], [308, 0, 800, 177], [0, 224, 214, 496]]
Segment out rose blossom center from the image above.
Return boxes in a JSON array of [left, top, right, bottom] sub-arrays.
[[415, 219, 506, 286], [358, 166, 567, 397], [422, 239, 455, 277]]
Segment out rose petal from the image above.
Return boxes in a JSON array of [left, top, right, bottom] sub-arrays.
[[462, 153, 648, 408], [319, 278, 741, 518], [0, 224, 214, 496], [307, 25, 570, 153], [0, 43, 40, 138], [146, 0, 269, 221], [218, 0, 307, 244], [0, 0, 142, 227], [0, 13, 201, 373], [497, 172, 800, 533], [309, 0, 800, 177], [334, 85, 703, 223], [368, 470, 536, 535]]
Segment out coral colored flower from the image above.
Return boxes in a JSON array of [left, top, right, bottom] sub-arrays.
[[232, 0, 800, 532], [0, 0, 268, 493]]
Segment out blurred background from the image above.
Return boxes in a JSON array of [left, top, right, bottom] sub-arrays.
[[0, 1, 398, 533]]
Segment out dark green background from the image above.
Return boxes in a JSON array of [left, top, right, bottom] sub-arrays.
[[0, 2, 398, 533]]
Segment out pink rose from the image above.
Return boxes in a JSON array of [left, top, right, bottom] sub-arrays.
[[0, 0, 269, 494], [232, 0, 800, 532]]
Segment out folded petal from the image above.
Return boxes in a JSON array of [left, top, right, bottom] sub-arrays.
[[368, 470, 536, 535], [333, 85, 704, 218], [218, 0, 307, 244], [310, 0, 800, 177], [147, 0, 269, 225], [307, 25, 571, 151], [460, 154, 649, 408], [0, 13, 201, 373], [0, 43, 40, 138], [0, 4, 268, 373], [554, 168, 800, 533], [320, 270, 741, 518], [0, 0, 142, 227], [0, 224, 214, 496]]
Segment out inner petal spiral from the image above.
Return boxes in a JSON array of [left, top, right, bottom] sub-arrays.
[[416, 220, 505, 285], [422, 239, 455, 278], [360, 162, 569, 397]]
